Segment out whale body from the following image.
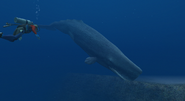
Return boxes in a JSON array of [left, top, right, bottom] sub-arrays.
[[39, 19, 142, 81]]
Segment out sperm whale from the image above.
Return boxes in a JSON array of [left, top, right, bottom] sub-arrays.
[[39, 19, 142, 81]]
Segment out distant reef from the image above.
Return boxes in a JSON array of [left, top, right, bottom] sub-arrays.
[[51, 73, 185, 101]]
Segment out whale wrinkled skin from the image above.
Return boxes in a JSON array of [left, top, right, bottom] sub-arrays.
[[39, 19, 142, 81]]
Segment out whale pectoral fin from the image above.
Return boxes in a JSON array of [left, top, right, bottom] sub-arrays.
[[109, 66, 127, 81], [85, 57, 97, 64]]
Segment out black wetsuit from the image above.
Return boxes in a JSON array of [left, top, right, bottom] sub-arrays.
[[1, 24, 33, 42]]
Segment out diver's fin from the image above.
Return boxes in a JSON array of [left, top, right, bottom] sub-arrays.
[[19, 37, 22, 41], [109, 67, 127, 81], [85, 57, 97, 64]]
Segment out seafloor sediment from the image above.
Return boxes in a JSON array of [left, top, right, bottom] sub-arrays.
[[51, 73, 185, 101]]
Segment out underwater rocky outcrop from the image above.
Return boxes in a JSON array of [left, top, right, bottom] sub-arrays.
[[51, 73, 185, 101]]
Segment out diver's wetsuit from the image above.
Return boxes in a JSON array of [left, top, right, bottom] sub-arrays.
[[1, 32, 24, 42], [1, 24, 38, 42]]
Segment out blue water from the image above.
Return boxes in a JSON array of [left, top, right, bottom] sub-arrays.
[[0, 0, 185, 101]]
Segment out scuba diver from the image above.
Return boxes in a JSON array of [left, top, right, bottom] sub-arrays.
[[0, 17, 40, 42]]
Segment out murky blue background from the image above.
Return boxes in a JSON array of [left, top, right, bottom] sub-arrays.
[[0, 0, 185, 101]]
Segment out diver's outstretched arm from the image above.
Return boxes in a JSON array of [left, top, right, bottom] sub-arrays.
[[3, 23, 20, 28], [1, 32, 24, 42], [38, 25, 56, 31]]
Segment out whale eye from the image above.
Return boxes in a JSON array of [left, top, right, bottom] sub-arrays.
[[103, 57, 114, 66], [108, 57, 114, 62]]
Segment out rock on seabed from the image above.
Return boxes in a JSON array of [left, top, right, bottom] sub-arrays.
[[51, 73, 185, 101]]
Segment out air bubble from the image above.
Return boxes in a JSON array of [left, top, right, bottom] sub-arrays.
[[34, 0, 40, 20]]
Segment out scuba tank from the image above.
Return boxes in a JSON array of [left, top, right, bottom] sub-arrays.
[[14, 17, 33, 25], [14, 17, 40, 32], [3, 17, 34, 28]]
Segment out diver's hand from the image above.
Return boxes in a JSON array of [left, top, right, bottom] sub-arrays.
[[35, 34, 40, 40]]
